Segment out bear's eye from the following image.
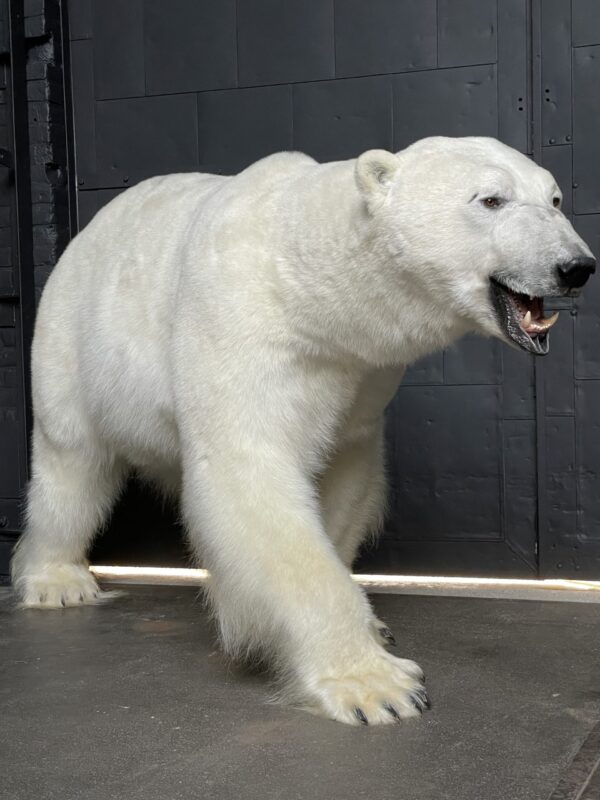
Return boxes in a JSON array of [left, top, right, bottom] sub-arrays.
[[553, 196, 561, 208], [482, 197, 501, 209]]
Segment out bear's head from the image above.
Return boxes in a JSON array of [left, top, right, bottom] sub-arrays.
[[355, 136, 595, 356]]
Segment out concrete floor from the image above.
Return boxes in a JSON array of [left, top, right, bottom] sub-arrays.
[[1, 585, 599, 800]]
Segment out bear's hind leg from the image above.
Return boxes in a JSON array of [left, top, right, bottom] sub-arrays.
[[11, 428, 125, 607], [319, 429, 387, 568], [319, 423, 396, 647]]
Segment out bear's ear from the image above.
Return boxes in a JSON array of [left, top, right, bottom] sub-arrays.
[[355, 150, 400, 205]]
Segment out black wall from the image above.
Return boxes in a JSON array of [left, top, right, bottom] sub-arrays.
[[2, 0, 600, 579], [0, 0, 74, 578]]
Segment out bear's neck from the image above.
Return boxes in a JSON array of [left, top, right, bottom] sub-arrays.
[[274, 160, 469, 368]]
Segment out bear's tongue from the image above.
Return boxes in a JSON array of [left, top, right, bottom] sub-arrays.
[[509, 290, 559, 335]]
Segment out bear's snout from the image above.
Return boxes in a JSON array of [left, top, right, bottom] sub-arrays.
[[556, 255, 596, 290]]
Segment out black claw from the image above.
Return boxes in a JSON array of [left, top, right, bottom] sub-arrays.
[[410, 697, 423, 714], [60, 597, 66, 607], [383, 703, 401, 722], [379, 626, 397, 647], [417, 687, 431, 709], [354, 707, 369, 726], [411, 688, 431, 712]]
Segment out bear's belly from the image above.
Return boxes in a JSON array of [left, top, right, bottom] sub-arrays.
[[81, 333, 181, 472]]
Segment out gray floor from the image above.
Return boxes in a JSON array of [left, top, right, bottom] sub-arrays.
[[1, 585, 599, 800]]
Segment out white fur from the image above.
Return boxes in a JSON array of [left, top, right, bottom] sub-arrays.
[[11, 137, 592, 725]]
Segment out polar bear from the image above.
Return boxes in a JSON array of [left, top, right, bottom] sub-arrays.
[[11, 137, 595, 726]]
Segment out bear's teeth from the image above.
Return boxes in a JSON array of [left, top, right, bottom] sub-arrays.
[[523, 310, 532, 329], [523, 311, 560, 334], [543, 311, 559, 329]]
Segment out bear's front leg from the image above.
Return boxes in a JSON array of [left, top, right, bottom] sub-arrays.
[[181, 437, 427, 725]]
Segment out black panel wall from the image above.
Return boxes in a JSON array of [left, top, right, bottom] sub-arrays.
[[14, 0, 598, 578], [0, 1, 27, 578], [537, 0, 600, 577], [0, 0, 74, 579]]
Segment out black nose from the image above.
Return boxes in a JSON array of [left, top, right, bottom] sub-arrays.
[[557, 256, 596, 289]]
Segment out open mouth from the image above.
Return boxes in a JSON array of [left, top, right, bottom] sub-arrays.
[[489, 278, 559, 356]]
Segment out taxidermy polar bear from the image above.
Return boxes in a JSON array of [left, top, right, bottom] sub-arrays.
[[12, 137, 595, 725]]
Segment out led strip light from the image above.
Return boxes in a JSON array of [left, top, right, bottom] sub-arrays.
[[89, 565, 600, 593]]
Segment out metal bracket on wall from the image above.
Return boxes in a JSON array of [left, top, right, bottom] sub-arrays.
[[0, 147, 13, 168]]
